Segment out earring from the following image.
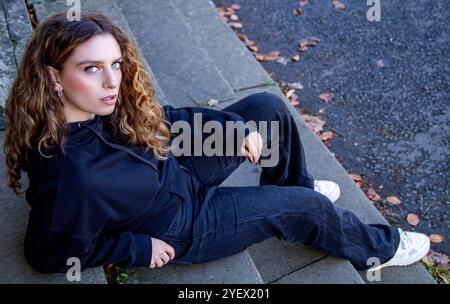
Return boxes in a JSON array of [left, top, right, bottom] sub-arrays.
[[57, 90, 62, 98]]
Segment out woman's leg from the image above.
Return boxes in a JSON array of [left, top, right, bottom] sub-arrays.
[[174, 92, 315, 188], [167, 185, 400, 271]]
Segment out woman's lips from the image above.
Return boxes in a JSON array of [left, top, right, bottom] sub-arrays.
[[100, 94, 117, 105]]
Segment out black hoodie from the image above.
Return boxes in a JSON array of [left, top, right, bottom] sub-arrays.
[[23, 104, 251, 273]]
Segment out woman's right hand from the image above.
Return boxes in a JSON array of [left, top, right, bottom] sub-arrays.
[[150, 237, 175, 268]]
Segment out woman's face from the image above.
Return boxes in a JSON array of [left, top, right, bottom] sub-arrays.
[[49, 33, 123, 123]]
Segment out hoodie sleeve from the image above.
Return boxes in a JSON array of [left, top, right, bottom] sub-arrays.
[[23, 140, 160, 274], [24, 222, 152, 273], [162, 104, 258, 155]]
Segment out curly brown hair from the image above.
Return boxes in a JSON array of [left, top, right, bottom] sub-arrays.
[[3, 12, 172, 196]]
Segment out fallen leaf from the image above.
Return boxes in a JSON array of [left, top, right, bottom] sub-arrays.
[[377, 59, 385, 68], [207, 99, 219, 107], [386, 196, 402, 205], [302, 114, 325, 135], [320, 131, 334, 141], [367, 187, 381, 202], [246, 40, 257, 47], [429, 234, 444, 244], [230, 22, 243, 29], [247, 45, 258, 52], [319, 92, 334, 103], [237, 33, 247, 42], [293, 8, 303, 16], [406, 213, 420, 227], [229, 14, 239, 21], [216, 7, 227, 17], [292, 54, 300, 61], [255, 51, 281, 62], [286, 81, 304, 90], [332, 0, 346, 10], [300, 0, 309, 6], [231, 3, 241, 10], [349, 173, 362, 183], [288, 93, 300, 106], [427, 250, 449, 265], [298, 45, 308, 52], [298, 36, 320, 52], [285, 89, 296, 99]]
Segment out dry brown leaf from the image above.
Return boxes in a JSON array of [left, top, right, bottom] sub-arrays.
[[319, 92, 334, 103], [293, 9, 303, 16], [292, 54, 300, 61], [332, 0, 346, 10], [230, 14, 239, 21], [237, 33, 247, 42], [386, 196, 402, 205], [288, 93, 300, 106], [255, 51, 281, 62], [230, 22, 243, 29], [231, 3, 241, 10], [216, 7, 227, 17], [207, 99, 219, 107], [302, 114, 325, 135], [298, 36, 320, 52], [246, 40, 257, 47], [406, 213, 420, 227], [300, 0, 309, 6], [429, 234, 444, 244], [285, 89, 296, 99], [247, 45, 258, 52], [320, 131, 334, 141], [349, 173, 363, 183], [298, 44, 309, 52], [367, 187, 381, 202], [286, 81, 304, 90]]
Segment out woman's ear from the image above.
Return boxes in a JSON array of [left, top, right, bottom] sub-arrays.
[[46, 65, 62, 91]]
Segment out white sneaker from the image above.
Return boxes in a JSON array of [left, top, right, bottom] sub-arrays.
[[313, 180, 341, 203], [368, 228, 430, 271]]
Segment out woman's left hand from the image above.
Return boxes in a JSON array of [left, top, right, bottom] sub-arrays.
[[240, 131, 263, 164]]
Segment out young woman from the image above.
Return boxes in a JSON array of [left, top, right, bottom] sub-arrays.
[[3, 13, 429, 274]]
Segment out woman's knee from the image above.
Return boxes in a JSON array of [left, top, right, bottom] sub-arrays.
[[245, 92, 290, 115]]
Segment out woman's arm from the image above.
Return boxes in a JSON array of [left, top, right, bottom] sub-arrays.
[[24, 224, 153, 274]]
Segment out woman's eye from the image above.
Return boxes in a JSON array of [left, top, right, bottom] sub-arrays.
[[85, 66, 99, 73], [112, 61, 122, 69]]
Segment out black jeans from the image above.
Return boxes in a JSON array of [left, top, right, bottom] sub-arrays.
[[162, 92, 400, 270]]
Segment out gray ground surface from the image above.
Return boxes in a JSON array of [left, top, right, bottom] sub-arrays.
[[212, 0, 449, 254]]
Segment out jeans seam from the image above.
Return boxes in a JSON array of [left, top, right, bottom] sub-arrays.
[[204, 155, 244, 186]]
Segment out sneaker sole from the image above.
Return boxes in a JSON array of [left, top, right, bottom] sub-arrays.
[[367, 238, 430, 272]]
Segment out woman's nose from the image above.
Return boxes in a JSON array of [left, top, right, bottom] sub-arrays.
[[103, 69, 120, 89]]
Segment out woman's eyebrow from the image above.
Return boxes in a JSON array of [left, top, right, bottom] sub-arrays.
[[76, 57, 123, 66]]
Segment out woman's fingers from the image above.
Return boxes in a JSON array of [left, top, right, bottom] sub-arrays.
[[167, 246, 175, 260], [241, 131, 264, 164]]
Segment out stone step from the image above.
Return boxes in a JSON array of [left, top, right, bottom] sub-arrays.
[[0, 0, 18, 115], [113, 0, 237, 108], [125, 251, 263, 284], [170, 0, 274, 96]]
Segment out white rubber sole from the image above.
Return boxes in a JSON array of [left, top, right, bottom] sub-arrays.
[[367, 237, 431, 272]]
